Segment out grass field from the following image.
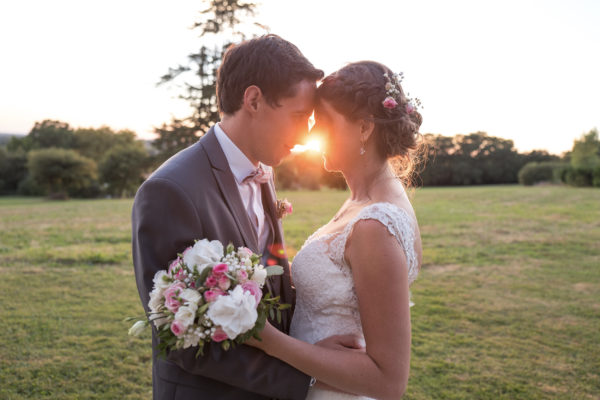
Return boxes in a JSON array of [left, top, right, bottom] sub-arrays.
[[0, 186, 598, 399]]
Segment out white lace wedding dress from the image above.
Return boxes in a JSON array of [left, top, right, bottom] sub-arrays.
[[290, 202, 420, 400]]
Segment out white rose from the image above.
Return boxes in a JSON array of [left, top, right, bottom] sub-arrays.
[[128, 320, 147, 337], [174, 305, 196, 328], [180, 288, 202, 307], [251, 265, 267, 287], [153, 270, 171, 290], [148, 287, 164, 313], [184, 239, 224, 273], [206, 286, 258, 339]]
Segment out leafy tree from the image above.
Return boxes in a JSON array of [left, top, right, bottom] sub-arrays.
[[73, 126, 139, 160], [418, 132, 555, 186], [28, 148, 97, 199], [570, 128, 599, 169], [99, 145, 149, 198], [8, 120, 74, 152], [0, 148, 28, 194], [154, 0, 264, 162]]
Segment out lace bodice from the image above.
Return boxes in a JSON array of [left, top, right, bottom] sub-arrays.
[[289, 202, 419, 400]]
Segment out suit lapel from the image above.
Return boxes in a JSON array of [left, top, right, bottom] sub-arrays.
[[200, 128, 259, 253]]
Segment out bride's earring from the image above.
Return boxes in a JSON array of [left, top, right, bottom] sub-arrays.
[[359, 140, 366, 156]]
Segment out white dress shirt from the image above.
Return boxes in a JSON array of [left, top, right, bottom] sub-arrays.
[[214, 123, 269, 251]]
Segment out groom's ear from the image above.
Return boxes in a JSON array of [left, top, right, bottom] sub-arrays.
[[243, 85, 262, 114]]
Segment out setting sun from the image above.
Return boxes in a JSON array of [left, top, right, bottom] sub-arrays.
[[291, 136, 323, 153]]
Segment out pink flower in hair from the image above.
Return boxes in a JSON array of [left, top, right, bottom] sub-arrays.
[[382, 96, 398, 109]]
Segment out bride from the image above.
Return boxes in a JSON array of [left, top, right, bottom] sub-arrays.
[[248, 61, 423, 399]]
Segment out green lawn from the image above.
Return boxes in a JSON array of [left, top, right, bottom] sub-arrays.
[[0, 186, 598, 399]]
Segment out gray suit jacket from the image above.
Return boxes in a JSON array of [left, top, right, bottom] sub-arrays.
[[132, 127, 310, 400]]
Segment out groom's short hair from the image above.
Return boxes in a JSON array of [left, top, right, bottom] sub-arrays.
[[217, 34, 323, 115]]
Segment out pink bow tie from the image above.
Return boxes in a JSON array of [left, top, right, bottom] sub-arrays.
[[243, 165, 272, 185]]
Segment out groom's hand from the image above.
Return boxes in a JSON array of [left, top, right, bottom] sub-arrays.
[[315, 334, 365, 352]]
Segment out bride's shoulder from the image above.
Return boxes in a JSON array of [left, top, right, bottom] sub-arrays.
[[354, 200, 416, 226]]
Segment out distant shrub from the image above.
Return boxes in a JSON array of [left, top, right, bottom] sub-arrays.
[[562, 166, 594, 187], [17, 174, 44, 196], [518, 162, 565, 186], [28, 148, 98, 199], [0, 149, 28, 194], [593, 166, 600, 188], [99, 145, 149, 197]]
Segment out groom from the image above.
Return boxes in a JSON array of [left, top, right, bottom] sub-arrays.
[[133, 34, 324, 399]]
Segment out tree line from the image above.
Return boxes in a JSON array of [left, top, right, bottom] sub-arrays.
[[3, 119, 598, 200]]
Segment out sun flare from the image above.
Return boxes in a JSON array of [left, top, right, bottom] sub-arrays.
[[291, 136, 323, 153]]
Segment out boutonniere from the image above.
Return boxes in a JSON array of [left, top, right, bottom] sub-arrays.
[[275, 198, 293, 219]]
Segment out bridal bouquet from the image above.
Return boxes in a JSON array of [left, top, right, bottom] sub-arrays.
[[128, 239, 289, 357]]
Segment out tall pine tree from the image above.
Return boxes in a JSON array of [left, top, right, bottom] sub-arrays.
[[153, 1, 266, 162]]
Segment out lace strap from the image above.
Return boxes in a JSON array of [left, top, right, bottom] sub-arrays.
[[339, 202, 419, 284]]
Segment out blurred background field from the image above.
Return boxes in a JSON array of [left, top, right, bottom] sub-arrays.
[[1, 185, 598, 399]]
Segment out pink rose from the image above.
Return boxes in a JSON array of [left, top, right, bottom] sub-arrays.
[[205, 275, 218, 288], [175, 268, 187, 281], [204, 288, 224, 303], [242, 280, 262, 306], [218, 275, 231, 291], [170, 320, 186, 337], [406, 103, 415, 114], [383, 96, 398, 109], [164, 282, 185, 313], [211, 327, 229, 342], [236, 270, 248, 282], [212, 263, 228, 276], [168, 258, 181, 275]]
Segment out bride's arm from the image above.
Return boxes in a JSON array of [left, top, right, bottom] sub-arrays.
[[249, 219, 412, 399]]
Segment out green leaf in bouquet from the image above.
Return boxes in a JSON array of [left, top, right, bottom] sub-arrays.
[[250, 254, 261, 264], [221, 340, 231, 351], [198, 303, 209, 314], [269, 308, 275, 320], [265, 265, 284, 276], [278, 303, 292, 310], [255, 308, 267, 331], [226, 242, 235, 255], [276, 309, 282, 324], [197, 265, 213, 285]]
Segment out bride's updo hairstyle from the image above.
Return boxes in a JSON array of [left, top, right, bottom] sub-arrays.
[[317, 61, 424, 185]]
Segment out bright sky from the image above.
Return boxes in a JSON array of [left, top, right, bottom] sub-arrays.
[[1, 0, 598, 154]]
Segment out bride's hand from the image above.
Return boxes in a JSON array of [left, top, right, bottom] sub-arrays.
[[316, 334, 365, 353]]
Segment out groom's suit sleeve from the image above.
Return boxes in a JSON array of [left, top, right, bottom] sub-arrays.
[[132, 177, 311, 400]]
